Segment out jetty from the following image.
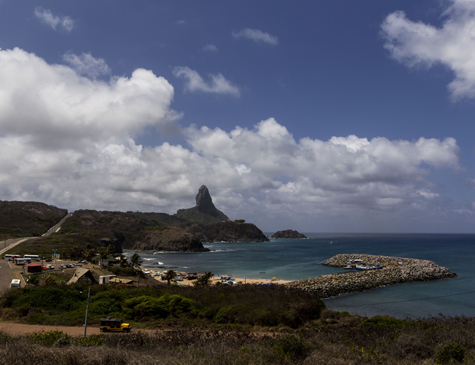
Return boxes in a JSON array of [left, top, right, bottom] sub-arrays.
[[285, 254, 456, 298]]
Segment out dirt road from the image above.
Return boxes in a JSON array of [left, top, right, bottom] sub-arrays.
[[0, 322, 102, 336]]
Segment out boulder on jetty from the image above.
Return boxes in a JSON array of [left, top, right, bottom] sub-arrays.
[[285, 254, 456, 299]]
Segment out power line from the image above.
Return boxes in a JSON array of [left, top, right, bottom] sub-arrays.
[[328, 290, 475, 307]]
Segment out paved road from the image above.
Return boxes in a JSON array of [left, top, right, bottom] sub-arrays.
[[0, 213, 73, 290], [42, 213, 72, 237], [0, 238, 39, 290]]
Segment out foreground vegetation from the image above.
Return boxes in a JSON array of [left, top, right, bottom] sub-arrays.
[[0, 284, 325, 329], [1, 314, 475, 364]]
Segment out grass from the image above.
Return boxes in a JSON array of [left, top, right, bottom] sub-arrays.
[[1, 315, 475, 364], [1, 283, 475, 363]]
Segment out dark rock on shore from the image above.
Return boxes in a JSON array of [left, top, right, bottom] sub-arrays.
[[271, 229, 307, 239], [133, 226, 209, 252], [286, 254, 456, 298]]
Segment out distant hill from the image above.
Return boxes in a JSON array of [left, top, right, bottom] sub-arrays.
[[0, 201, 67, 238], [1, 186, 269, 258], [57, 209, 208, 252]]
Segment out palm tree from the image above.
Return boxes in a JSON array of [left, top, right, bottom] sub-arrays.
[[85, 247, 97, 262], [98, 248, 109, 266], [107, 244, 116, 256], [130, 253, 143, 268], [119, 254, 129, 268], [164, 269, 177, 286], [193, 272, 214, 286]]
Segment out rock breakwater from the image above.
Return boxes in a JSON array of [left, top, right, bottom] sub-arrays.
[[285, 254, 456, 298]]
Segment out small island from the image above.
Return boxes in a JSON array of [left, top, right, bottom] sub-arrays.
[[271, 229, 307, 239], [285, 253, 456, 298]]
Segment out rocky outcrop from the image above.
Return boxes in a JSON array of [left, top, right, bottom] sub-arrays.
[[187, 221, 270, 243], [285, 254, 456, 298], [133, 226, 209, 252], [176, 185, 229, 224], [271, 230, 307, 239]]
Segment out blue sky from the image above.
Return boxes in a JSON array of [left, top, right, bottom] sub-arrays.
[[0, 0, 474, 233]]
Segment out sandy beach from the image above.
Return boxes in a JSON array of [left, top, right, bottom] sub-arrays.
[[142, 268, 293, 286]]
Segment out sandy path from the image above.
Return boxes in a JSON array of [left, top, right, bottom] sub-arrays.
[[0, 322, 103, 336]]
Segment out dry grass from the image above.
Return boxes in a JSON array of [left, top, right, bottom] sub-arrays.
[[1, 314, 475, 364]]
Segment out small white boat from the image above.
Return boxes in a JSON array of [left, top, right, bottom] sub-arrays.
[[355, 264, 384, 271]]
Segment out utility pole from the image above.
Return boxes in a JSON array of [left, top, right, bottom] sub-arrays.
[[84, 287, 91, 337]]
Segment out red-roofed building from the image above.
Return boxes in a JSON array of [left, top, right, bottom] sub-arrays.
[[25, 263, 42, 273]]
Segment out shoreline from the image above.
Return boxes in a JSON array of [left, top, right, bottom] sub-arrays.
[[139, 267, 294, 286]]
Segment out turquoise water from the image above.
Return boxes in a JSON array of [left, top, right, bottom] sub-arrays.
[[128, 233, 475, 319]]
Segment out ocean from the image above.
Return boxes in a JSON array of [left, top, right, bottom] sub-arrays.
[[128, 233, 475, 319]]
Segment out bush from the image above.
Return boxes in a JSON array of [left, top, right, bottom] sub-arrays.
[[214, 305, 245, 324], [436, 341, 466, 364], [123, 294, 199, 320], [273, 335, 309, 360], [359, 316, 406, 328], [73, 335, 104, 347], [28, 330, 72, 347]]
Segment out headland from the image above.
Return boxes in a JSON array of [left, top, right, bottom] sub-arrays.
[[285, 253, 456, 298]]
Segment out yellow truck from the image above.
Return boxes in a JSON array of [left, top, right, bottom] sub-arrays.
[[100, 317, 131, 332]]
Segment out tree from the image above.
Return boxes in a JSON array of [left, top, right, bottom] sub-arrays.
[[107, 244, 116, 256], [44, 276, 56, 285], [28, 275, 40, 286], [98, 249, 109, 266], [119, 254, 129, 268], [130, 253, 143, 268], [164, 269, 177, 286], [85, 248, 97, 262], [193, 272, 214, 286]]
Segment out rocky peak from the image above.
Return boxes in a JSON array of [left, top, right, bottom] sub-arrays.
[[196, 185, 219, 216]]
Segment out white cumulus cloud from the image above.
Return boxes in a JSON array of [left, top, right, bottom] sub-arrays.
[[381, 0, 475, 100], [0, 47, 177, 149], [232, 28, 278, 45], [34, 7, 74, 32], [0, 47, 469, 232], [173, 66, 240, 97]]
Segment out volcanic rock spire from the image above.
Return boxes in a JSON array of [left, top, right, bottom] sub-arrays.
[[196, 185, 219, 216], [175, 185, 229, 224]]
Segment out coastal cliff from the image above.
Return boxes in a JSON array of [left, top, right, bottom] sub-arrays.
[[271, 230, 307, 239], [187, 221, 269, 243], [133, 226, 209, 252], [286, 254, 456, 298]]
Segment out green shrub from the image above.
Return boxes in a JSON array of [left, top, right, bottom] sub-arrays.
[[123, 294, 199, 320], [273, 335, 309, 360], [359, 316, 406, 328], [89, 297, 122, 315], [214, 305, 245, 324], [12, 287, 84, 312], [28, 330, 72, 347], [436, 341, 466, 364], [73, 335, 104, 347]]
